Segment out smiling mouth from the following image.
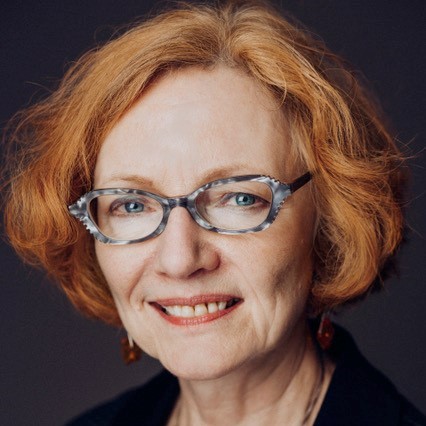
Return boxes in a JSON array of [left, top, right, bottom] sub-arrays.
[[159, 298, 240, 317], [150, 296, 242, 325]]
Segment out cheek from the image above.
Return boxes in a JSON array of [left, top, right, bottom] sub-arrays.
[[218, 232, 313, 353], [235, 213, 315, 318], [94, 243, 148, 301], [235, 221, 315, 292]]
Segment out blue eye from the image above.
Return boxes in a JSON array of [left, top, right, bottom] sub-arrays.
[[124, 202, 144, 213], [235, 193, 255, 206]]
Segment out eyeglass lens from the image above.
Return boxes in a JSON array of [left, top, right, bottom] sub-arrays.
[[89, 180, 273, 241]]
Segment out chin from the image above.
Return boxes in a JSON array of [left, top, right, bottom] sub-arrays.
[[159, 350, 244, 381]]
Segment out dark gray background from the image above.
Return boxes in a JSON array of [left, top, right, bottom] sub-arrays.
[[1, 1, 425, 425]]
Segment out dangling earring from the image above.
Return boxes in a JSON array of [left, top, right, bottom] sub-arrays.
[[121, 334, 142, 365], [316, 311, 334, 350]]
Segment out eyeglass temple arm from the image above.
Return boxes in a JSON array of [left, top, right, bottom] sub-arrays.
[[289, 172, 312, 193]]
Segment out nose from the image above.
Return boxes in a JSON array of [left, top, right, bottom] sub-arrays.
[[154, 207, 220, 279]]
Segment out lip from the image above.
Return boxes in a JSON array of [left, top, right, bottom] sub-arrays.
[[149, 294, 243, 326], [153, 294, 238, 307]]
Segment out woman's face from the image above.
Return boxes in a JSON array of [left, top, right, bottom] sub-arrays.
[[94, 67, 316, 380]]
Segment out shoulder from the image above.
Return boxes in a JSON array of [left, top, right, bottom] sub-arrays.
[[65, 370, 179, 426], [315, 324, 426, 426]]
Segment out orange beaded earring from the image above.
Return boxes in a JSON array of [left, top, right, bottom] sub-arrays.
[[316, 312, 335, 350], [120, 334, 142, 365]]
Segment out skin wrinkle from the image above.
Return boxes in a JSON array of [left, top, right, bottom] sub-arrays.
[[95, 66, 326, 425]]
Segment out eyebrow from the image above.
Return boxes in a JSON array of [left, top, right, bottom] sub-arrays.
[[102, 174, 154, 188], [97, 164, 258, 190]]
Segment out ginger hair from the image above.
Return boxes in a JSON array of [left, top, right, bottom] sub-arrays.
[[1, 1, 406, 325]]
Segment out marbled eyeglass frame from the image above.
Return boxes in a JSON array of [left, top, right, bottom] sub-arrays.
[[68, 173, 312, 245]]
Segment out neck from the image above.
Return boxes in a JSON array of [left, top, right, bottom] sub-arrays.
[[171, 321, 334, 426]]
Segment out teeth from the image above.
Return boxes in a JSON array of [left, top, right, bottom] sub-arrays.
[[162, 300, 237, 318], [218, 301, 227, 310], [194, 304, 208, 316], [181, 306, 195, 317], [207, 302, 218, 313], [164, 305, 182, 316]]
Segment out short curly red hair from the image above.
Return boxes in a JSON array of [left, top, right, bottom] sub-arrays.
[[1, 1, 406, 325]]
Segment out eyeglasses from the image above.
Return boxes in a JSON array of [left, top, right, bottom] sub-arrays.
[[68, 172, 311, 245]]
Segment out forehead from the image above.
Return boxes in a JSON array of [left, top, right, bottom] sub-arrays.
[[94, 66, 296, 192]]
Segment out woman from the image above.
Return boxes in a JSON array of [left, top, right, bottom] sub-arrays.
[[2, 1, 425, 425]]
